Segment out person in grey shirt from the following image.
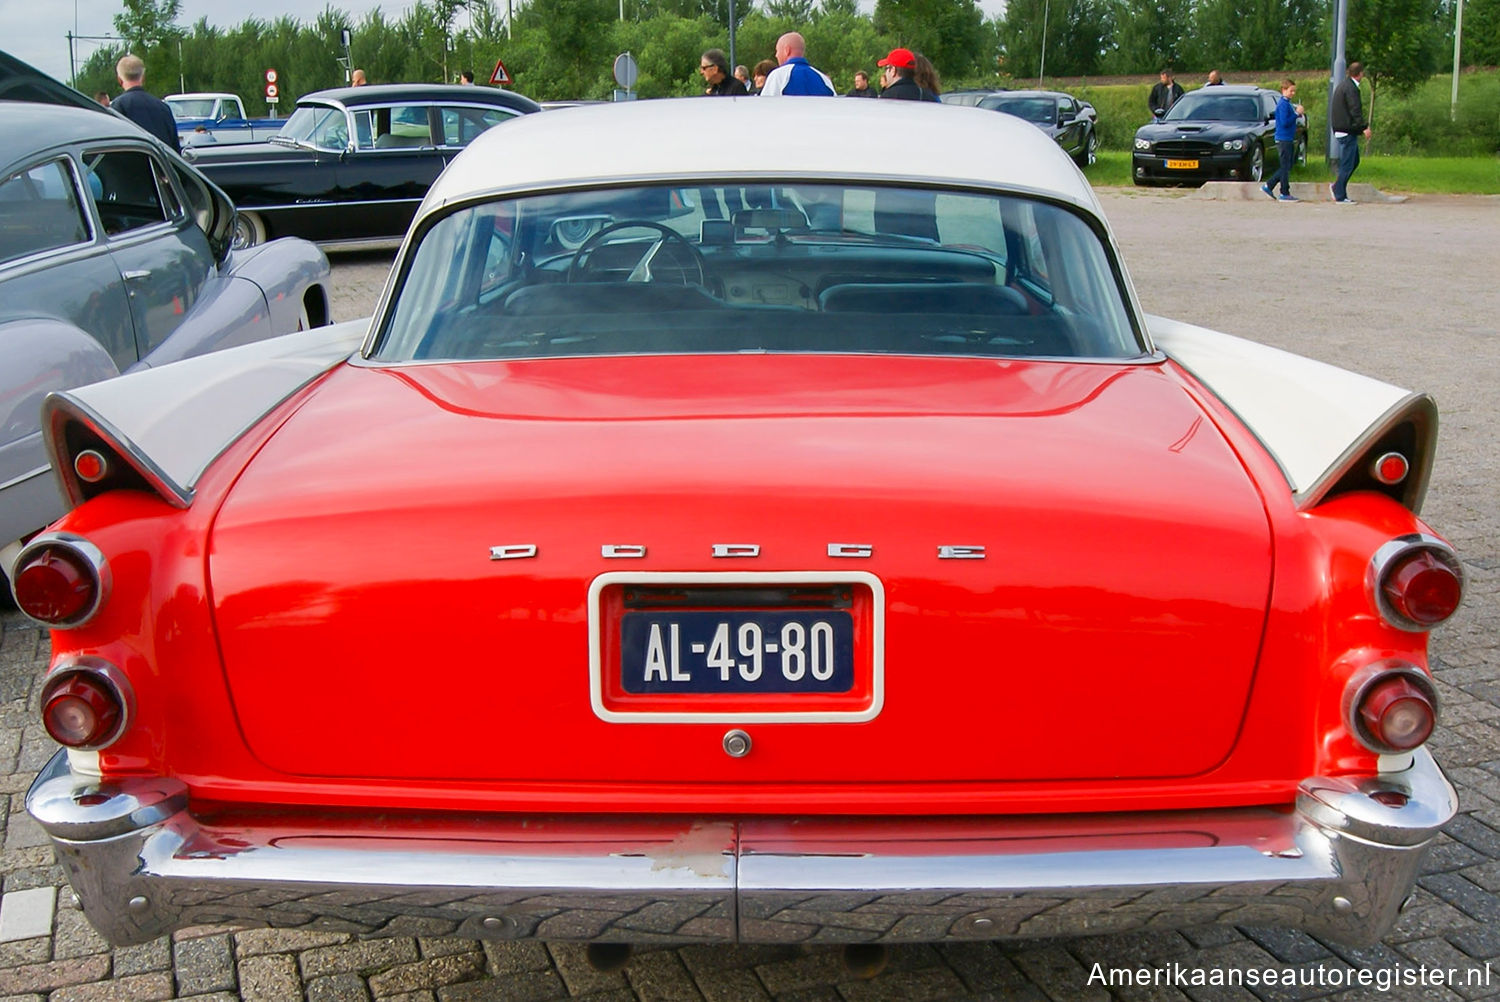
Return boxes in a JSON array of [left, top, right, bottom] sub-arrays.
[[110, 54, 179, 152]]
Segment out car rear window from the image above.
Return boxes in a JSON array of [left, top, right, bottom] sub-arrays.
[[372, 183, 1143, 362], [0, 158, 89, 265]]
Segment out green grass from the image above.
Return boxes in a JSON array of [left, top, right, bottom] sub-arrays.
[[1080, 150, 1500, 194]]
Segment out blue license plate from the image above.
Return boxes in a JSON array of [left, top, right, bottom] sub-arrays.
[[621, 610, 854, 694]]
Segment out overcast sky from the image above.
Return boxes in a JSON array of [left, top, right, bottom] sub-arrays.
[[4, 0, 1006, 88]]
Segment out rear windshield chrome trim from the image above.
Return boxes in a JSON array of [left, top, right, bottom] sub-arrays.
[[587, 570, 885, 724]]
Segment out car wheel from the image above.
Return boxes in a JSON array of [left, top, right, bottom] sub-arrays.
[[1295, 136, 1308, 166], [1248, 146, 1264, 182], [1075, 130, 1099, 168], [231, 211, 266, 250]]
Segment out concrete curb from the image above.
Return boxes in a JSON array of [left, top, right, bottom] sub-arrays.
[[1195, 181, 1408, 202]]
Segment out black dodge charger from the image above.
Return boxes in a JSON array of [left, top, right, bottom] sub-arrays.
[[1132, 85, 1307, 187]]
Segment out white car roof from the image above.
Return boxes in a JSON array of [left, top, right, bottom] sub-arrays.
[[423, 97, 1100, 216], [166, 93, 238, 101]]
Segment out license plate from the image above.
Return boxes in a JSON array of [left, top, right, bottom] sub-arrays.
[[621, 610, 854, 694], [1165, 159, 1199, 169]]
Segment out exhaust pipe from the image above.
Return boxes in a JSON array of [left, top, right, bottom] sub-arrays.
[[586, 943, 633, 972], [842, 943, 889, 979]]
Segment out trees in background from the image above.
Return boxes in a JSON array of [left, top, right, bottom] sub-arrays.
[[72, 0, 1475, 105]]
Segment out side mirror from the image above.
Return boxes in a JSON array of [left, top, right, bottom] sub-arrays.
[[1153, 107, 1166, 119]]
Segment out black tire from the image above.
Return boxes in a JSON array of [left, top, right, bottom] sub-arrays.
[[1294, 135, 1308, 166], [1247, 145, 1265, 182], [1074, 129, 1099, 168], [231, 211, 266, 250]]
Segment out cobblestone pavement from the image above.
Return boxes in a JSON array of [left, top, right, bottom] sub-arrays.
[[1, 190, 1496, 1001]]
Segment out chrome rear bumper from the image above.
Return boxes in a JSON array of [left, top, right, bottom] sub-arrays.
[[28, 749, 1455, 947]]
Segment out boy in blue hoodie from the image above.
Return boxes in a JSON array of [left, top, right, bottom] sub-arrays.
[[1262, 79, 1305, 201]]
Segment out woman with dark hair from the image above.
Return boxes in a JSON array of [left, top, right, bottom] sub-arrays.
[[912, 52, 942, 98], [751, 59, 778, 95], [700, 49, 747, 96]]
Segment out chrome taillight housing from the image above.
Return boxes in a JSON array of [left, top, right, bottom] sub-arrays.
[[1370, 534, 1464, 631], [1346, 663, 1438, 754], [10, 533, 110, 628], [39, 659, 133, 750]]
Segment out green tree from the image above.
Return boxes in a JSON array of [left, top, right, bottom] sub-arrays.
[[1106, 0, 1192, 74], [1348, 0, 1448, 95], [1000, 0, 1113, 77], [114, 0, 184, 49], [1463, 0, 1500, 64], [872, 0, 988, 77]]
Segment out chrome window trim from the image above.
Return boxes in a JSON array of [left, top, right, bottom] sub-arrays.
[[0, 154, 96, 270], [239, 196, 425, 213], [363, 173, 1152, 361]]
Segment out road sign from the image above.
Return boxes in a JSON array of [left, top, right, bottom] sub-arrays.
[[613, 52, 638, 90], [489, 59, 511, 86], [266, 68, 278, 83], [265, 83, 279, 99]]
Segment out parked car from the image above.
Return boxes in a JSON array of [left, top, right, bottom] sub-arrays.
[[182, 83, 541, 248], [936, 88, 1007, 107], [166, 91, 284, 146], [20, 99, 1461, 962], [961, 89, 1099, 166], [0, 64, 332, 586], [1133, 84, 1308, 185]]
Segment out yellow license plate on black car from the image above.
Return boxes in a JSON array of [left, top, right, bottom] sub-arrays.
[[1165, 159, 1199, 169]]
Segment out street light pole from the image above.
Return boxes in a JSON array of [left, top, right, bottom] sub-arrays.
[[1451, 0, 1465, 120], [1038, 0, 1049, 86], [1328, 0, 1348, 162]]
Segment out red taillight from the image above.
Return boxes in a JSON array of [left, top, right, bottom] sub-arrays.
[[13, 546, 97, 625], [1382, 550, 1462, 628], [40, 671, 125, 749], [1357, 675, 1435, 752]]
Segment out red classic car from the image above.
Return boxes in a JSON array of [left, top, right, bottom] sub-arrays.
[[16, 99, 1461, 964]]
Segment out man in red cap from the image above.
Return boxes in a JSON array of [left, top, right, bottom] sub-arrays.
[[878, 48, 936, 101]]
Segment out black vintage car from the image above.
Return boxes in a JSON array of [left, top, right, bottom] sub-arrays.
[[961, 90, 1099, 167], [183, 84, 541, 247], [1132, 85, 1307, 186]]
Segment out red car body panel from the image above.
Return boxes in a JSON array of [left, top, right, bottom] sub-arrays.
[[203, 354, 1274, 785]]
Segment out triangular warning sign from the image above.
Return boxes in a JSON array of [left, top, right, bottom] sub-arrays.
[[489, 59, 511, 86]]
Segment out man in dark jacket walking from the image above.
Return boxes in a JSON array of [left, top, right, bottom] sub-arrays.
[[111, 54, 180, 152], [1329, 62, 1370, 203]]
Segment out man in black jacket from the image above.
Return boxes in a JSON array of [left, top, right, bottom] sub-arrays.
[[1330, 62, 1370, 203], [1148, 69, 1183, 116], [877, 49, 936, 102], [111, 54, 179, 152]]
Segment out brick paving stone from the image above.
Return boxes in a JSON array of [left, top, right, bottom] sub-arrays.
[[366, 951, 486, 996], [688, 965, 771, 1002], [419, 938, 480, 960], [51, 907, 109, 960], [1009, 944, 1111, 1002], [233, 928, 353, 957], [753, 949, 847, 995], [301, 939, 422, 979], [624, 949, 702, 1002], [438, 969, 568, 1001], [112, 938, 172, 976], [1447, 922, 1500, 960], [937, 942, 1034, 994], [547, 943, 631, 996], [0, 939, 49, 967], [1420, 875, 1500, 924], [1447, 816, 1500, 857], [47, 972, 175, 1002], [1392, 938, 1497, 1000], [306, 973, 373, 1002], [481, 939, 553, 976], [0, 954, 111, 995], [0, 888, 52, 943], [236, 954, 302, 1002], [174, 933, 236, 996], [1240, 928, 1335, 965], [839, 965, 969, 1002], [379, 993, 436, 1002]]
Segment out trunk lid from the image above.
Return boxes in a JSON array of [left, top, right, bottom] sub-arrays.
[[208, 354, 1271, 785]]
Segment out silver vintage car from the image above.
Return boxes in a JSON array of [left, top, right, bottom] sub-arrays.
[[0, 95, 332, 581]]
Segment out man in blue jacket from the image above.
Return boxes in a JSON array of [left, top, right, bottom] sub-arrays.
[[1262, 79, 1304, 201], [759, 33, 835, 97]]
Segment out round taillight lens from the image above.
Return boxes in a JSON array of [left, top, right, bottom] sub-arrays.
[[13, 546, 97, 625], [41, 673, 124, 749], [1358, 675, 1435, 751], [1382, 549, 1462, 628], [1372, 451, 1409, 485]]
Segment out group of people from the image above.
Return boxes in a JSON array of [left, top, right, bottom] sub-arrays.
[[1148, 63, 1373, 204], [699, 34, 942, 101]]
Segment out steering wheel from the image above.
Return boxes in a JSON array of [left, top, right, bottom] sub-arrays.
[[566, 220, 707, 287]]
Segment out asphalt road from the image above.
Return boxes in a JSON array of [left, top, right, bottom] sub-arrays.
[[1, 188, 1497, 1001]]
